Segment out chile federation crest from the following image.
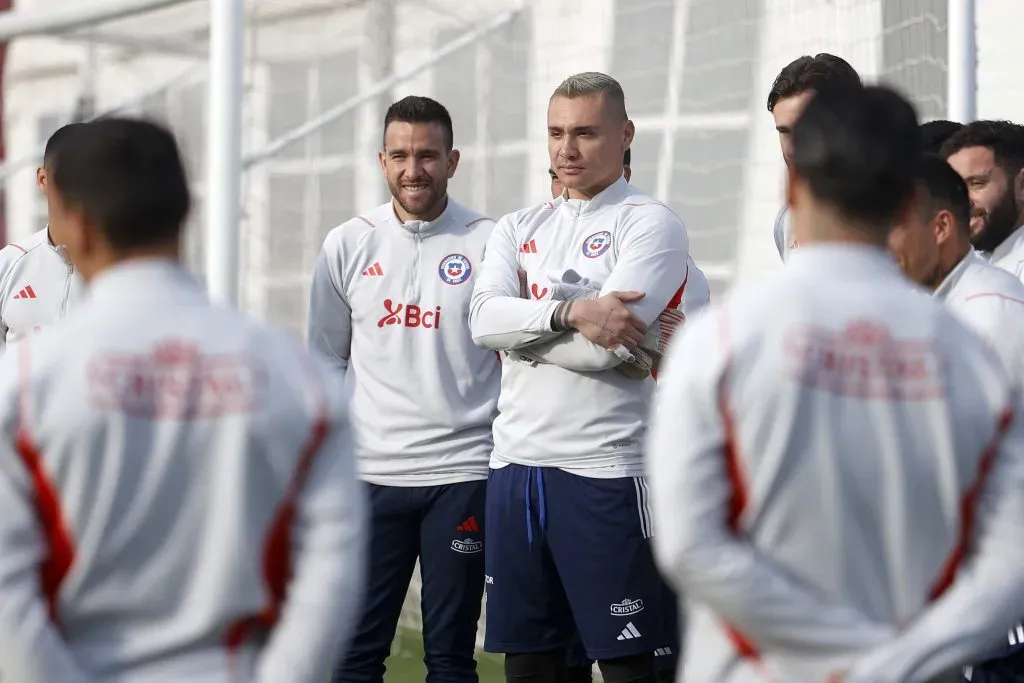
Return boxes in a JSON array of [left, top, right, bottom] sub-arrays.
[[582, 231, 612, 258], [439, 253, 473, 285]]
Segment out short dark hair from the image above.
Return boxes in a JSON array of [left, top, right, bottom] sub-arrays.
[[767, 53, 861, 112], [917, 153, 971, 233], [791, 83, 921, 230], [383, 96, 454, 150], [43, 123, 84, 169], [51, 117, 191, 251], [623, 148, 631, 166], [920, 120, 963, 154], [940, 120, 1024, 178]]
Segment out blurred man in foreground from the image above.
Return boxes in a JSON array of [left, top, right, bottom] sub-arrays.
[[767, 53, 862, 261], [942, 121, 1024, 282], [0, 117, 366, 683], [0, 123, 86, 351], [648, 84, 1024, 683]]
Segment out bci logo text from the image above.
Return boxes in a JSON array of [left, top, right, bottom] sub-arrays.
[[377, 299, 442, 329]]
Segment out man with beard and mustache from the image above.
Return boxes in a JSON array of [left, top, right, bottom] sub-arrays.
[[932, 120, 1024, 683], [893, 152, 1024, 683], [309, 95, 500, 683], [941, 120, 1024, 283]]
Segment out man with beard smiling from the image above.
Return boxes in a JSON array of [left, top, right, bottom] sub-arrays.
[[942, 120, 1024, 283], [932, 122, 1024, 683], [309, 96, 500, 683]]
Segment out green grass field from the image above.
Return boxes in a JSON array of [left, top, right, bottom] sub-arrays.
[[383, 626, 505, 682]]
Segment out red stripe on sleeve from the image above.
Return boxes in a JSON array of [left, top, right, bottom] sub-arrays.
[[650, 265, 690, 382], [928, 407, 1013, 600], [16, 430, 75, 624], [225, 385, 332, 651], [16, 341, 75, 625], [714, 309, 759, 660], [716, 311, 747, 531]]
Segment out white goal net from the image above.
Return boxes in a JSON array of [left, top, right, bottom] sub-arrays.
[[3, 0, 1017, 676]]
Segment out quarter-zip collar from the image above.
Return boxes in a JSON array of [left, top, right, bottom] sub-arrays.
[[44, 223, 73, 269], [88, 258, 206, 306], [559, 174, 629, 218], [392, 196, 450, 239], [933, 248, 978, 302], [989, 223, 1024, 268], [786, 242, 903, 282]]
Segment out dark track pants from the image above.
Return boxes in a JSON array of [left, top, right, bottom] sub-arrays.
[[332, 481, 486, 683], [967, 632, 1024, 682]]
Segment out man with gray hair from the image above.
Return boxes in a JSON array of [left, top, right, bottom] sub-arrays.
[[470, 72, 689, 683]]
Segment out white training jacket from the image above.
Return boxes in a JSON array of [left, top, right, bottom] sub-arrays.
[[0, 260, 366, 683], [0, 227, 84, 350], [989, 223, 1024, 285], [309, 198, 500, 486], [936, 249, 1024, 384], [470, 175, 689, 477], [934, 248, 1024, 668], [647, 244, 1024, 683]]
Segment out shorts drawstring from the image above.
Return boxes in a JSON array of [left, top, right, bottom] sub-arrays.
[[524, 467, 548, 546]]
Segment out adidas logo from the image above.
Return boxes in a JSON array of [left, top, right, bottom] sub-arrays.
[[521, 239, 538, 254], [362, 262, 383, 277], [654, 647, 672, 656], [13, 285, 37, 300], [456, 516, 479, 533], [616, 622, 642, 641]]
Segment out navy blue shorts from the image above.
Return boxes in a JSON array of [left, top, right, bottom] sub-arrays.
[[483, 464, 670, 661], [966, 625, 1024, 682]]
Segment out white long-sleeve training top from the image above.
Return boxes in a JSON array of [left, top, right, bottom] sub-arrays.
[[647, 244, 1024, 683], [936, 249, 1024, 383], [0, 259, 367, 683], [0, 227, 83, 351], [308, 198, 500, 486], [989, 224, 1024, 285], [469, 175, 689, 476]]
